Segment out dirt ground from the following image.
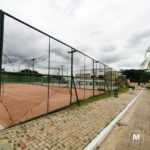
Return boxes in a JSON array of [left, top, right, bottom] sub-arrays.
[[99, 90, 150, 150], [0, 83, 101, 127]]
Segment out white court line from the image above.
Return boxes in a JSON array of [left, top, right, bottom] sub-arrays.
[[84, 90, 143, 150]]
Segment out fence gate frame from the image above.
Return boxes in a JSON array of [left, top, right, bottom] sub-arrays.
[[0, 10, 4, 98]]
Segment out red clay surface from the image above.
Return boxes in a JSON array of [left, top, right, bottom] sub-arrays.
[[0, 84, 102, 127]]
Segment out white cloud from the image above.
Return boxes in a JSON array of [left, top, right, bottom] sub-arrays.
[[0, 0, 150, 71]]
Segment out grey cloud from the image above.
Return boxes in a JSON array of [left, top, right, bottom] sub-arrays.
[[89, 30, 102, 37], [100, 54, 121, 64], [128, 27, 150, 47], [1, 0, 150, 70], [50, 0, 83, 17], [98, 47, 129, 65], [4, 16, 49, 60], [101, 44, 117, 53], [51, 48, 70, 61], [117, 60, 139, 68]]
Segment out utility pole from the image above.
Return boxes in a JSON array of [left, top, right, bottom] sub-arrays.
[[18, 64, 20, 72], [61, 65, 64, 76], [31, 58, 35, 84], [58, 67, 60, 76], [32, 58, 36, 71]]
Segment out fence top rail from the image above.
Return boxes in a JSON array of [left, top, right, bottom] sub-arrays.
[[1, 10, 114, 71]]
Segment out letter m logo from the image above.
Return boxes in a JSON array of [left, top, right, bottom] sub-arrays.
[[132, 133, 140, 141]]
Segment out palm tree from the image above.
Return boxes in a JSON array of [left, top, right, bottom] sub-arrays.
[[140, 47, 150, 69]]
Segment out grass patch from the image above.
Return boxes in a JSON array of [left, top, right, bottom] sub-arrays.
[[79, 92, 113, 106], [76, 87, 129, 107], [145, 83, 150, 86], [119, 87, 129, 93]]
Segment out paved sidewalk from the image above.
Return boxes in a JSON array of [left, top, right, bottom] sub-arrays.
[[0, 90, 140, 150], [99, 90, 150, 150]]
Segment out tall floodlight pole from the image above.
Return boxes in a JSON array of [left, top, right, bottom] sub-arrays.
[[31, 58, 35, 84], [58, 67, 60, 76], [32, 58, 36, 71], [61, 65, 64, 76]]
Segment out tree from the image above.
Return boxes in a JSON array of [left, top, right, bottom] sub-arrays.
[[121, 69, 150, 83], [115, 75, 128, 88], [20, 69, 39, 74]]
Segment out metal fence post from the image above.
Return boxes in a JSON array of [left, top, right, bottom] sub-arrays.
[[69, 49, 73, 105], [69, 49, 79, 106], [115, 70, 117, 89], [47, 37, 51, 113], [104, 65, 110, 94], [104, 65, 106, 92], [111, 68, 113, 91], [92, 59, 95, 96], [84, 55, 85, 100], [111, 69, 114, 90], [0, 10, 4, 98], [109, 68, 111, 91]]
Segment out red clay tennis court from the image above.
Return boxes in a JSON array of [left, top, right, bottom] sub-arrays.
[[0, 83, 102, 127], [0, 10, 117, 130]]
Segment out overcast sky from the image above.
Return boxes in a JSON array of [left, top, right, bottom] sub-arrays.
[[0, 0, 150, 70]]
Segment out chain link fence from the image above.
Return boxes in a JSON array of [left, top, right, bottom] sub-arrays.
[[0, 10, 119, 127]]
